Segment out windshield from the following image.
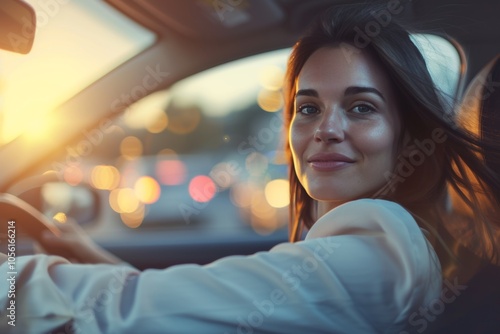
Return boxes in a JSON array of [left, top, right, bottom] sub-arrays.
[[0, 0, 155, 146]]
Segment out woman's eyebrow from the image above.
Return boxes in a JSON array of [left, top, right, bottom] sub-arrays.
[[344, 86, 386, 101], [296, 87, 385, 101], [295, 89, 318, 98]]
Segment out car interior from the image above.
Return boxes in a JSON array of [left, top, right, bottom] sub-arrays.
[[0, 0, 499, 332]]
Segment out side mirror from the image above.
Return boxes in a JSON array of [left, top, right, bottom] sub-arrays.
[[0, 0, 36, 54]]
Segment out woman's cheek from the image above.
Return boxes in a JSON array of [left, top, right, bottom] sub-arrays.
[[357, 124, 396, 153]]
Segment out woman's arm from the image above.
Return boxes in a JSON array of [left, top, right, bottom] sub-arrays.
[[0, 199, 441, 333]]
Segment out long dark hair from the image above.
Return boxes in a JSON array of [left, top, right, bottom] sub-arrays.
[[284, 4, 500, 264]]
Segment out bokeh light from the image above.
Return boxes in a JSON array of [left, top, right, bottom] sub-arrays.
[[258, 65, 285, 91], [117, 188, 140, 213], [120, 136, 143, 160], [53, 212, 68, 224], [134, 176, 161, 204], [109, 189, 121, 213], [63, 166, 84, 186], [91, 165, 120, 190], [264, 179, 289, 208], [120, 203, 145, 228], [230, 182, 255, 208], [109, 188, 139, 213], [251, 190, 276, 220], [166, 106, 201, 134], [146, 112, 168, 133], [257, 89, 283, 112], [156, 159, 187, 185], [189, 175, 217, 203], [249, 189, 279, 234]]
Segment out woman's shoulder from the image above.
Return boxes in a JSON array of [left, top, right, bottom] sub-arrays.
[[305, 198, 422, 240], [298, 199, 442, 330], [304, 198, 435, 277]]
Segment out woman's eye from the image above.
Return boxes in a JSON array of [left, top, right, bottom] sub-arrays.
[[351, 104, 375, 114], [297, 105, 319, 115]]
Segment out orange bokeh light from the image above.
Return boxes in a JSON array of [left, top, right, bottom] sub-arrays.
[[91, 165, 120, 190], [134, 176, 161, 204], [109, 188, 139, 214], [120, 203, 145, 229]]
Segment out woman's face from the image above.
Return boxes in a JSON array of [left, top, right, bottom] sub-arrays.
[[289, 47, 402, 215]]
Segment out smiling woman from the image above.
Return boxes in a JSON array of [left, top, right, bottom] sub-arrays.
[[290, 47, 402, 213], [0, 0, 154, 145], [1, 2, 499, 334]]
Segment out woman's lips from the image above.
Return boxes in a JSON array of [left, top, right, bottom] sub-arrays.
[[307, 153, 355, 171]]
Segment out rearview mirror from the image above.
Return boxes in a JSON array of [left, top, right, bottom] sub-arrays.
[[0, 0, 36, 54]]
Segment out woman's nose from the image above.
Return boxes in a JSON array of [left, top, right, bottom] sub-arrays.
[[314, 110, 345, 143]]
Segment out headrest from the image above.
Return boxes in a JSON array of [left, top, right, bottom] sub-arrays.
[[456, 55, 500, 172]]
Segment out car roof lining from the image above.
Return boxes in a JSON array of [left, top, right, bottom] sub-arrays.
[[104, 0, 499, 82]]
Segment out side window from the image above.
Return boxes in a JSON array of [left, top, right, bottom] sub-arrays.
[[78, 49, 292, 234]]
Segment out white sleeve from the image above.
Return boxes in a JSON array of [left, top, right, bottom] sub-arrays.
[[0, 199, 441, 334]]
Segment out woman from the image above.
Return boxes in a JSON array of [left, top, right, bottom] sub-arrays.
[[285, 5, 500, 278], [1, 4, 498, 333]]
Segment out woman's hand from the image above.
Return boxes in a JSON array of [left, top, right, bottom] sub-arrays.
[[35, 219, 124, 265]]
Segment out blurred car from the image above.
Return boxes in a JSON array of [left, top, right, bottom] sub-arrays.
[[0, 0, 499, 331]]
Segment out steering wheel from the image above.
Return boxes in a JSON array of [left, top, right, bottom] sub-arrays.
[[0, 193, 72, 257]]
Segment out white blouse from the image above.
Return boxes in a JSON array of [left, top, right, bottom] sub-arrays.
[[0, 199, 441, 333]]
